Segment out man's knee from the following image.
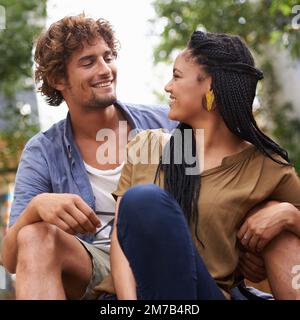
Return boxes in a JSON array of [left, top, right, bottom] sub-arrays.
[[17, 222, 59, 258]]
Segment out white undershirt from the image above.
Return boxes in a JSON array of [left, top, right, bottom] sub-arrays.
[[84, 162, 124, 249]]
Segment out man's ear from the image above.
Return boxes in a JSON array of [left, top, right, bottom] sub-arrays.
[[47, 76, 67, 92]]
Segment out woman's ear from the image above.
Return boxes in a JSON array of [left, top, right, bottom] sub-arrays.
[[207, 75, 213, 92], [198, 73, 212, 93]]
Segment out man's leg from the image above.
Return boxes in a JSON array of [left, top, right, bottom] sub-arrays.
[[15, 222, 94, 299], [117, 184, 225, 300], [262, 231, 300, 300]]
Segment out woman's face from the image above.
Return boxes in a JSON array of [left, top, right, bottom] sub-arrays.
[[164, 50, 212, 125]]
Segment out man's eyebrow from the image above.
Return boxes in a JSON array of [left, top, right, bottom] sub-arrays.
[[78, 55, 95, 63], [173, 68, 183, 74]]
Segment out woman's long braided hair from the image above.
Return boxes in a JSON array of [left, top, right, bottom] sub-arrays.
[[159, 31, 291, 245]]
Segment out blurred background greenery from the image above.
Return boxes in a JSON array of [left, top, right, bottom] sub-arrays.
[[0, 0, 46, 184]]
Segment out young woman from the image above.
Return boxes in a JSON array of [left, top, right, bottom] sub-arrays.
[[110, 31, 300, 300]]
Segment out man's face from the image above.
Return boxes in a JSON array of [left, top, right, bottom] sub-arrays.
[[61, 37, 117, 111]]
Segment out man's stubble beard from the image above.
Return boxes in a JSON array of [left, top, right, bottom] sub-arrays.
[[85, 90, 117, 111]]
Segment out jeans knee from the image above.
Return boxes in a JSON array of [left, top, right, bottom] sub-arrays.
[[118, 184, 182, 239], [120, 184, 168, 221], [121, 184, 166, 210]]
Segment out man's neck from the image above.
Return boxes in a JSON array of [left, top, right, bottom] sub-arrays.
[[68, 103, 130, 170], [70, 104, 123, 140]]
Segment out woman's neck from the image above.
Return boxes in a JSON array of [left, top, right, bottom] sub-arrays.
[[191, 112, 250, 162]]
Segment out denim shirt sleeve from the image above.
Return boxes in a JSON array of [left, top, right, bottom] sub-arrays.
[[9, 140, 52, 226]]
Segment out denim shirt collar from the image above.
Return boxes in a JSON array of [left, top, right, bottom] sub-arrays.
[[63, 100, 139, 157]]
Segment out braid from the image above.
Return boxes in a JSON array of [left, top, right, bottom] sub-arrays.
[[162, 31, 290, 245], [161, 123, 202, 245]]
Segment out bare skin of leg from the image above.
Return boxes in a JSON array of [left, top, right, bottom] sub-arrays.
[[15, 222, 93, 300], [262, 231, 300, 300]]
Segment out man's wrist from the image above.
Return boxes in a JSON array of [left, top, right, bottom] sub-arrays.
[[25, 195, 42, 223]]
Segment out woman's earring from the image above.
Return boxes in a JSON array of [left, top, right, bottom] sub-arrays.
[[205, 90, 215, 112]]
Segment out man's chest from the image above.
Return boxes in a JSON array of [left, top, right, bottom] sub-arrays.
[[77, 136, 127, 170]]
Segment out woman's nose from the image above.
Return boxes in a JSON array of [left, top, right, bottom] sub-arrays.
[[164, 80, 172, 93]]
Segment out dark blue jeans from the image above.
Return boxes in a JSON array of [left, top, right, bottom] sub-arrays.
[[116, 184, 225, 300]]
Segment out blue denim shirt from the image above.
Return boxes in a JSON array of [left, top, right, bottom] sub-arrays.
[[10, 101, 177, 242]]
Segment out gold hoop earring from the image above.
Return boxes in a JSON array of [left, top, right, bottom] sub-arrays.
[[205, 90, 215, 112]]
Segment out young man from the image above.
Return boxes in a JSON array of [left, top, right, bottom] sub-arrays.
[[1, 14, 176, 299]]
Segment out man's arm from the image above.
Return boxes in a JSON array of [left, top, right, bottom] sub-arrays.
[[111, 197, 137, 300], [2, 193, 101, 274], [2, 143, 100, 273], [2, 142, 52, 273]]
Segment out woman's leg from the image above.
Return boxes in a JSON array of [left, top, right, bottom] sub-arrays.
[[117, 184, 225, 300]]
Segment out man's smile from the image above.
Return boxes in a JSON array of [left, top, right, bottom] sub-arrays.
[[91, 80, 114, 88]]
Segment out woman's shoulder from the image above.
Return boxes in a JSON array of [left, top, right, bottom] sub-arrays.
[[127, 128, 171, 150], [254, 148, 296, 177], [125, 129, 171, 166]]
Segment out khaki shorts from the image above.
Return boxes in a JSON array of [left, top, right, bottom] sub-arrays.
[[76, 237, 110, 300]]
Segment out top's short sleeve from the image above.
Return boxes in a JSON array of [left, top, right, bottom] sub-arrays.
[[269, 165, 300, 210], [112, 129, 169, 199]]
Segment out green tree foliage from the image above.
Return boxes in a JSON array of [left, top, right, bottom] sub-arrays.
[[0, 0, 46, 178], [152, 0, 300, 62], [259, 60, 300, 173], [151, 0, 300, 171]]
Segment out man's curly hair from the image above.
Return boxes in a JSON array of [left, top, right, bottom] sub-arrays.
[[34, 14, 119, 106]]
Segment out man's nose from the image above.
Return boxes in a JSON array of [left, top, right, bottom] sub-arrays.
[[96, 58, 111, 75]]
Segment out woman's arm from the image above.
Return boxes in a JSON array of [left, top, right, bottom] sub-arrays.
[[237, 201, 300, 253], [111, 197, 137, 300]]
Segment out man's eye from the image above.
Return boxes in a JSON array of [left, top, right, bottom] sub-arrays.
[[83, 62, 93, 67]]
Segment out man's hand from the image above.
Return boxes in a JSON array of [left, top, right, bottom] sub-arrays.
[[236, 250, 266, 283], [30, 193, 101, 235]]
